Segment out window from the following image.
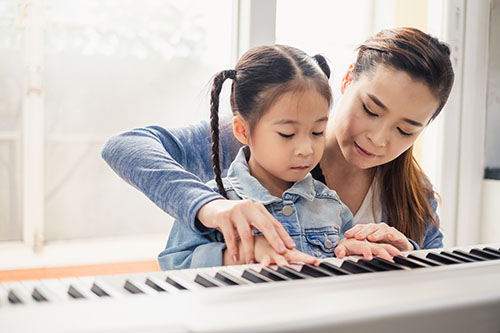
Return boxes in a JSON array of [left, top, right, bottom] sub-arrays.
[[0, 0, 234, 260]]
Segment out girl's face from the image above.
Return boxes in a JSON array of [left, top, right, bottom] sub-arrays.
[[332, 65, 440, 170], [235, 89, 329, 195]]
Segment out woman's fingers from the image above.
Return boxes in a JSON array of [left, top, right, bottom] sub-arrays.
[[233, 213, 256, 264], [344, 224, 363, 238], [254, 204, 295, 252], [217, 220, 240, 263]]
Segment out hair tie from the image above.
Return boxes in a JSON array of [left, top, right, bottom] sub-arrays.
[[225, 69, 237, 80]]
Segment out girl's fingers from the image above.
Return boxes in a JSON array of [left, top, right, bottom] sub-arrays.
[[371, 246, 392, 262], [334, 244, 347, 259], [260, 255, 271, 268], [272, 253, 289, 267]]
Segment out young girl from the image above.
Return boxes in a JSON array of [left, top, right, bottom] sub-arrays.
[[102, 27, 454, 264], [157, 45, 399, 269]]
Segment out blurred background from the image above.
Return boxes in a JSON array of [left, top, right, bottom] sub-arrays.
[[0, 0, 498, 270]]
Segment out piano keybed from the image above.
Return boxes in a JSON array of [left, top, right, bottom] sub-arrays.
[[1, 243, 500, 333]]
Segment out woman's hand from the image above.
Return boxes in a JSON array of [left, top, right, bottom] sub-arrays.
[[343, 223, 413, 251], [197, 199, 296, 264], [334, 238, 402, 262], [253, 236, 319, 267]]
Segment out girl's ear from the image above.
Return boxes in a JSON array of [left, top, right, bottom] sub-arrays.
[[341, 63, 354, 94], [233, 115, 249, 145]]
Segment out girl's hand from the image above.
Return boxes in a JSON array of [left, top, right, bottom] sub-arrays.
[[343, 223, 413, 251], [253, 236, 319, 267], [334, 238, 402, 262], [197, 199, 296, 264]]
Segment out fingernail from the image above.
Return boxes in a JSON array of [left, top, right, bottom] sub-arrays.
[[288, 240, 296, 248], [232, 255, 238, 262], [358, 233, 365, 238]]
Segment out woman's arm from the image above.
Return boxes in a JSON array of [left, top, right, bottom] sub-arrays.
[[101, 119, 240, 233]]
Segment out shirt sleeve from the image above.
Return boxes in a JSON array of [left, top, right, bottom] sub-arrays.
[[420, 195, 444, 249], [101, 118, 242, 233]]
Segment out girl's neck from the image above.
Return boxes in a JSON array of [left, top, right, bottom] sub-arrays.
[[247, 157, 292, 199]]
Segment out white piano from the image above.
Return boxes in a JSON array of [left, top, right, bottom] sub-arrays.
[[1, 243, 500, 333]]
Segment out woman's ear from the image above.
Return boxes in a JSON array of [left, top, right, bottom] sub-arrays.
[[233, 115, 249, 145], [341, 63, 354, 94]]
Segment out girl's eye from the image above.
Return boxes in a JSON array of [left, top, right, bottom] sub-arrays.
[[312, 131, 324, 136], [397, 128, 413, 137], [278, 133, 294, 138], [362, 103, 378, 117]]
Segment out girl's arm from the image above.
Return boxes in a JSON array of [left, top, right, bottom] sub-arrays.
[[101, 119, 240, 233]]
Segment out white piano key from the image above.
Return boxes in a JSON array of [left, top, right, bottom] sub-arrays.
[[7, 281, 36, 305], [63, 277, 99, 300], [165, 270, 203, 291], [124, 276, 159, 296], [39, 279, 74, 302], [92, 276, 129, 298], [0, 283, 11, 307], [20, 280, 62, 303], [144, 275, 181, 294]]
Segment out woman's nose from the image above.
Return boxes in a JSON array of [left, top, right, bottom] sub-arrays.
[[367, 128, 389, 148]]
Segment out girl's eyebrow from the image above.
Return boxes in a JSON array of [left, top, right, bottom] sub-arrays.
[[367, 94, 423, 127], [273, 116, 328, 125]]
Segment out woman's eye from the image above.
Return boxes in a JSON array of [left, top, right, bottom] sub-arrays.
[[312, 131, 324, 136], [278, 133, 294, 138], [397, 128, 413, 136], [362, 103, 378, 117]]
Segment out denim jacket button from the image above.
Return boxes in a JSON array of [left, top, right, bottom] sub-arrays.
[[282, 205, 293, 216], [324, 239, 333, 249]]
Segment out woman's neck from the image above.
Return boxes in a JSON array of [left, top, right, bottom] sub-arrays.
[[321, 132, 376, 215]]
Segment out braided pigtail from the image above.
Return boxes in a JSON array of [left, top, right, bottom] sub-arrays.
[[209, 69, 236, 198], [313, 54, 331, 79]]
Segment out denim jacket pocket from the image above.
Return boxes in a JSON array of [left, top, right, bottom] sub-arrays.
[[304, 227, 340, 258]]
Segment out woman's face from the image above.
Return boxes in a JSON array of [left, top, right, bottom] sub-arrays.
[[332, 65, 440, 170]]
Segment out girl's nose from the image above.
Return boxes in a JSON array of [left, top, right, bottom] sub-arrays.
[[295, 138, 314, 156]]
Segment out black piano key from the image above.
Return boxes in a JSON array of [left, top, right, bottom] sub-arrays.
[[276, 266, 310, 280], [145, 278, 167, 292], [91, 283, 110, 297], [7, 290, 22, 304], [300, 264, 335, 278], [260, 267, 291, 281], [194, 273, 226, 288], [482, 247, 500, 257], [371, 257, 405, 270], [394, 255, 427, 269], [123, 280, 144, 294], [407, 254, 442, 267], [214, 271, 244, 286], [452, 249, 486, 262], [67, 285, 86, 299], [241, 269, 273, 283], [32, 288, 48, 302], [340, 260, 375, 274], [440, 251, 475, 263], [319, 262, 350, 275], [356, 259, 389, 272], [426, 252, 461, 265], [166, 277, 188, 290], [470, 248, 500, 260]]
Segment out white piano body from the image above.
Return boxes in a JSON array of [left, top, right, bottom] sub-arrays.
[[1, 243, 500, 333]]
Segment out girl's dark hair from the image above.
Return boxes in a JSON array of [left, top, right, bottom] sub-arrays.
[[210, 45, 332, 198], [353, 27, 455, 246]]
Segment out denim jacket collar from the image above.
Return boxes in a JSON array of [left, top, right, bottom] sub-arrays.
[[226, 147, 316, 204]]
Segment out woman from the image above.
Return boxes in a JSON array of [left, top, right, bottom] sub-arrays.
[[101, 27, 454, 264]]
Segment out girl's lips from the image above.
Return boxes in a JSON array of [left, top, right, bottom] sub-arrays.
[[291, 166, 308, 170], [355, 142, 376, 158]]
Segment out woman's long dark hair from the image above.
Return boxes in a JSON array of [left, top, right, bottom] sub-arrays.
[[352, 27, 455, 245], [209, 45, 332, 198]]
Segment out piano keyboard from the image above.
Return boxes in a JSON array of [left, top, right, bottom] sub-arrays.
[[1, 243, 500, 333]]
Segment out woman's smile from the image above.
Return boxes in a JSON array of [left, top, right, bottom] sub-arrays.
[[354, 142, 376, 158]]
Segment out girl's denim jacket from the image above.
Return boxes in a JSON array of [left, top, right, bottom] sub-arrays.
[[101, 118, 443, 267], [157, 147, 353, 270]]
